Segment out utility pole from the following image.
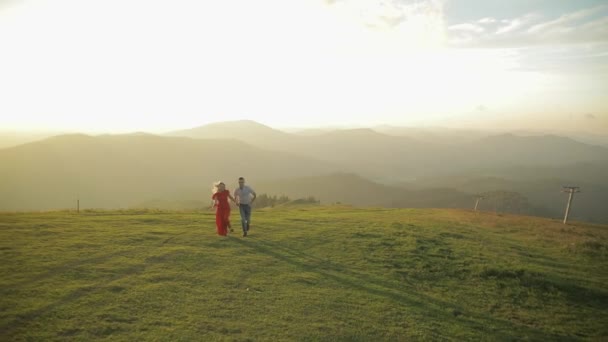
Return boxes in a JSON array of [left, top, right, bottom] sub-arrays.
[[474, 196, 484, 211], [561, 186, 580, 224], [77, 194, 80, 214]]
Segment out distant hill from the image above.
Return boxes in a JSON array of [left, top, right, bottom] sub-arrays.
[[170, 123, 432, 180], [168, 121, 608, 181], [291, 130, 608, 181], [463, 178, 608, 224], [288, 128, 332, 136], [407, 161, 608, 223], [291, 129, 433, 170], [168, 120, 296, 150], [466, 134, 608, 166], [0, 134, 338, 210], [255, 173, 473, 209], [3, 121, 607, 222], [373, 125, 488, 145], [0, 131, 64, 149]]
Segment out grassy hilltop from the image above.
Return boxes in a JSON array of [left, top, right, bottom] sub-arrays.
[[1, 207, 607, 341]]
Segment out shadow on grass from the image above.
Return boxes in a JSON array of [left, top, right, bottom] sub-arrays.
[[6, 249, 132, 289], [6, 230, 189, 289], [479, 267, 608, 309], [0, 246, 186, 338], [230, 237, 570, 340]]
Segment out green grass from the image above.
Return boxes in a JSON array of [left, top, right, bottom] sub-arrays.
[[1, 206, 607, 341]]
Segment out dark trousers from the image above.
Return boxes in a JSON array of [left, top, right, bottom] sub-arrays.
[[238, 204, 252, 232]]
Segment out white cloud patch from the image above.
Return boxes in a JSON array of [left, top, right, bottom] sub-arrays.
[[327, 1, 445, 32], [449, 4, 608, 48], [321, 0, 448, 52], [494, 14, 542, 36], [478, 17, 496, 24], [527, 6, 601, 34], [448, 23, 484, 33]]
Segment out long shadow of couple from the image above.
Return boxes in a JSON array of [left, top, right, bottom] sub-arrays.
[[230, 237, 564, 340]]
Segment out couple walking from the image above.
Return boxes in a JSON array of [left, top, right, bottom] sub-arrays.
[[212, 177, 256, 237]]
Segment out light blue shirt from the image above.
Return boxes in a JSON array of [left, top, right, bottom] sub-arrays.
[[234, 185, 255, 205]]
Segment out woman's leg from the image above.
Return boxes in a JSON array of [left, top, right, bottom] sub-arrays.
[[226, 209, 233, 232], [215, 210, 224, 235]]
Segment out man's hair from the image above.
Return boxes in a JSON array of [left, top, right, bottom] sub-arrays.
[[238, 177, 245, 181]]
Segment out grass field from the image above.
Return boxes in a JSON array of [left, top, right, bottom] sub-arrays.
[[1, 206, 607, 341]]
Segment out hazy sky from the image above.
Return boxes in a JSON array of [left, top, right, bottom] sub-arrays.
[[0, 0, 607, 133]]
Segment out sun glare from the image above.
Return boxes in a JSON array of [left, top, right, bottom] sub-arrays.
[[0, 0, 604, 132]]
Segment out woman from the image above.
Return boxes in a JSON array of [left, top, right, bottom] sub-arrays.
[[211, 181, 236, 236]]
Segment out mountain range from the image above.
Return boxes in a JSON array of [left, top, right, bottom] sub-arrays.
[[170, 120, 608, 180], [1, 120, 607, 222]]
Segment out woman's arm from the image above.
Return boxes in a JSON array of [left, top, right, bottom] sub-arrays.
[[228, 194, 237, 203]]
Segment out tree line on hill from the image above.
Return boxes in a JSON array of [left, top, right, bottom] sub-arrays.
[[476, 191, 532, 214], [251, 194, 319, 209], [133, 194, 319, 210]]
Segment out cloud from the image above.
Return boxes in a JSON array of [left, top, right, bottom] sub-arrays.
[[448, 4, 608, 48], [448, 23, 484, 33], [496, 18, 525, 35], [527, 6, 601, 34], [321, 0, 447, 50], [325, 0, 445, 31], [478, 17, 496, 24]]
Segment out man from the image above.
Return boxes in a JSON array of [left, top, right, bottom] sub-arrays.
[[234, 177, 256, 237]]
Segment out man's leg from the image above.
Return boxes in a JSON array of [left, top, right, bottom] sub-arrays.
[[245, 205, 252, 231], [239, 204, 248, 234]]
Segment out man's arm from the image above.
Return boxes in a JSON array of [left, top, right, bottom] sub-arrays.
[[251, 189, 257, 203]]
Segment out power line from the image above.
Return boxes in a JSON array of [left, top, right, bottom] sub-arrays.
[[561, 186, 580, 224], [474, 195, 484, 211]]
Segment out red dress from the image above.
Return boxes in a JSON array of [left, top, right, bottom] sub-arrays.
[[212, 190, 231, 236]]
